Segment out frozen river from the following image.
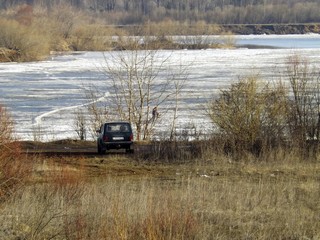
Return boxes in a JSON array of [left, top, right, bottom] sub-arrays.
[[1, 35, 320, 141]]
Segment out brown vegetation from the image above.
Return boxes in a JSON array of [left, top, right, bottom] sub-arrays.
[[0, 47, 20, 62], [0, 4, 116, 62], [1, 95, 320, 239], [208, 55, 320, 159], [0, 140, 319, 239], [1, 2, 320, 235], [0, 105, 32, 201], [0, 17, 50, 61], [1, 3, 319, 62], [209, 75, 289, 157], [2, 0, 320, 25]]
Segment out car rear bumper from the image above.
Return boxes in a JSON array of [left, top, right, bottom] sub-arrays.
[[102, 141, 134, 150]]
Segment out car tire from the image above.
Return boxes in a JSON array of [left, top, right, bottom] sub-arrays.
[[126, 148, 134, 154], [98, 143, 106, 154]]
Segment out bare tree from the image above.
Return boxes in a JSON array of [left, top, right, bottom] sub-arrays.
[[50, 4, 78, 40], [286, 54, 320, 146], [169, 65, 188, 141], [103, 48, 186, 141]]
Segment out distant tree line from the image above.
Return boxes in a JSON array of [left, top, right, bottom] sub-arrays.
[[1, 0, 320, 24]]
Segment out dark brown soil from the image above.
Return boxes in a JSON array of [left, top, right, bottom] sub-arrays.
[[20, 140, 152, 157]]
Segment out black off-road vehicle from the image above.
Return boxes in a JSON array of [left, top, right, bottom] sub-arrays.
[[97, 121, 134, 154]]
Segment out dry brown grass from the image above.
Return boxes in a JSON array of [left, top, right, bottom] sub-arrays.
[[0, 147, 319, 239], [0, 17, 51, 62], [0, 105, 32, 201], [0, 5, 230, 62], [69, 25, 113, 51]]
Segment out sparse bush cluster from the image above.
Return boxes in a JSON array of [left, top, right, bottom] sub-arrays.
[[208, 55, 320, 158], [209, 75, 288, 157], [0, 17, 50, 61], [0, 4, 230, 62], [0, 105, 31, 201], [1, 1, 320, 62], [0, 4, 116, 62], [70, 51, 320, 161]]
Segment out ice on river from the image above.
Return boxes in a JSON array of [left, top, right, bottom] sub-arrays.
[[1, 39, 320, 141]]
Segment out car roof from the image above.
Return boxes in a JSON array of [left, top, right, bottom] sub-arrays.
[[104, 121, 131, 125]]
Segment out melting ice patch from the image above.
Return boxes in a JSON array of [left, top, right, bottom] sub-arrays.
[[1, 42, 320, 140]]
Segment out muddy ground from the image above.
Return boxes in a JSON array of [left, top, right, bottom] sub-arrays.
[[20, 140, 175, 179]]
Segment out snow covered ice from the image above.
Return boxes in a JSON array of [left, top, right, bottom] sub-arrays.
[[1, 35, 320, 141]]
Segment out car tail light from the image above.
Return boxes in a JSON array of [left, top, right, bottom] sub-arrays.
[[103, 135, 108, 142], [130, 134, 133, 141]]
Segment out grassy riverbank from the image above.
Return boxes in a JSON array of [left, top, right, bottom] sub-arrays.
[[0, 140, 320, 239], [1, 15, 320, 62]]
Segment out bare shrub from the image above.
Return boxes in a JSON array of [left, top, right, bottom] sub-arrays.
[[115, 21, 221, 50], [0, 105, 31, 201], [0, 105, 13, 144], [15, 4, 33, 25], [178, 21, 213, 49], [0, 18, 50, 61], [31, 123, 44, 142], [50, 4, 77, 40], [135, 139, 221, 163], [29, 4, 81, 52], [32, 15, 69, 51], [144, 20, 182, 36], [219, 31, 236, 48], [69, 24, 112, 51], [0, 47, 18, 62], [286, 54, 320, 153], [73, 108, 87, 141], [208, 75, 289, 157]]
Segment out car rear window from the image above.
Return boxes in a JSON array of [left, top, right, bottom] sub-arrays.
[[105, 123, 130, 132]]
